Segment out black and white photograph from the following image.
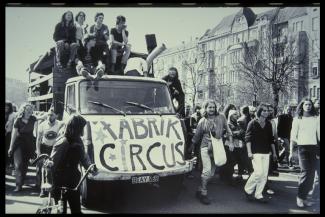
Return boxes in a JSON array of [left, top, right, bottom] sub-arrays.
[[5, 3, 320, 214]]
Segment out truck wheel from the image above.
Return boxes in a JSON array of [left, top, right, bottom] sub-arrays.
[[81, 178, 98, 208], [160, 174, 185, 198]]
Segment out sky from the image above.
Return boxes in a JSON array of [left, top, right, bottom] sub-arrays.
[[6, 6, 273, 82]]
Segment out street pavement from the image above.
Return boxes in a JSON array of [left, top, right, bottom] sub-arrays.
[[5, 165, 320, 214]]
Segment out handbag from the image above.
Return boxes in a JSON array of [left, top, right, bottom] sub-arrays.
[[210, 131, 227, 166]]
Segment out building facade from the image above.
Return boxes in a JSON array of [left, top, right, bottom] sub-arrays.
[[155, 7, 320, 110]]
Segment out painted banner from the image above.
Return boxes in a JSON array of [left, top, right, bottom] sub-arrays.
[[87, 116, 186, 172]]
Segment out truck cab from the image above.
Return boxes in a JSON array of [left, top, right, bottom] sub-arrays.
[[63, 75, 195, 206]]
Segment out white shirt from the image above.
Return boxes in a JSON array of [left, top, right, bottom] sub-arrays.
[[124, 57, 148, 76], [290, 116, 320, 145], [38, 120, 62, 146]]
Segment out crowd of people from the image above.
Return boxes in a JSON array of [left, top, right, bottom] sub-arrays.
[[182, 97, 320, 208], [53, 11, 132, 79], [6, 66, 320, 212]]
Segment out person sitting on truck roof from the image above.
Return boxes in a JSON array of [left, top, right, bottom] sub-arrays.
[[110, 15, 131, 75], [75, 34, 105, 80], [162, 67, 185, 117], [53, 11, 79, 69], [75, 11, 88, 47], [89, 12, 110, 72]]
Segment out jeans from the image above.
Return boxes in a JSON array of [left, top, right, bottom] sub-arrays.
[[244, 153, 270, 199], [297, 145, 317, 200], [198, 147, 216, 196], [14, 146, 30, 187]]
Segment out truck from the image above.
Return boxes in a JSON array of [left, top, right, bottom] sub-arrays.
[[27, 36, 196, 207]]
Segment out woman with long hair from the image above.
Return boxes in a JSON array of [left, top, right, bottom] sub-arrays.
[[192, 100, 233, 205], [53, 11, 78, 69], [50, 114, 96, 214], [289, 98, 319, 208], [8, 103, 38, 192]]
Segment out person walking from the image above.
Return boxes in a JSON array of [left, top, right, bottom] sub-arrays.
[[277, 105, 294, 167], [5, 101, 16, 174], [35, 108, 64, 197], [8, 103, 38, 192], [237, 105, 253, 177], [192, 100, 233, 205], [50, 115, 97, 214], [244, 103, 277, 203], [289, 98, 319, 208]]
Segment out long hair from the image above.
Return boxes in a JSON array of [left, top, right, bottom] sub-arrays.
[[17, 103, 34, 118], [168, 67, 179, 79], [64, 115, 87, 143], [61, 11, 74, 28], [223, 104, 236, 119], [202, 100, 219, 118], [256, 102, 269, 118], [295, 97, 317, 118], [75, 11, 86, 22], [5, 101, 13, 115]]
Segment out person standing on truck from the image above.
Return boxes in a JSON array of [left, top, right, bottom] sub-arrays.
[[8, 103, 38, 192], [162, 67, 185, 117], [75, 34, 106, 80], [192, 100, 233, 205], [75, 11, 88, 47], [53, 11, 78, 69], [90, 12, 110, 71], [35, 108, 64, 197], [110, 15, 131, 75], [50, 115, 97, 214]]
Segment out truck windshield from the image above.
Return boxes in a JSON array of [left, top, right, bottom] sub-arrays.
[[79, 80, 175, 115]]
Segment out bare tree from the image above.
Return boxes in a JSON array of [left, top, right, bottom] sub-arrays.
[[235, 23, 306, 114], [181, 49, 206, 108]]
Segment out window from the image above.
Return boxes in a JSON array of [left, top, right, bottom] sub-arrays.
[[312, 39, 318, 53], [66, 84, 76, 113], [312, 62, 318, 76], [313, 86, 316, 97], [317, 88, 320, 99], [312, 17, 319, 31], [310, 88, 313, 98]]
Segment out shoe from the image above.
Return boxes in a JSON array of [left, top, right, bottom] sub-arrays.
[[13, 186, 22, 192], [195, 191, 202, 200], [303, 200, 313, 207], [255, 197, 268, 203], [186, 174, 194, 179], [296, 197, 304, 208], [244, 191, 255, 201], [39, 190, 46, 198], [200, 195, 211, 205], [266, 189, 275, 195]]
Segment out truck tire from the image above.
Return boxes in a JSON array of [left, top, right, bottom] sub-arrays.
[[81, 177, 98, 208], [160, 174, 185, 198]]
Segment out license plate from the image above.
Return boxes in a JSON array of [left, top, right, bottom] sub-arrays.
[[131, 175, 159, 184]]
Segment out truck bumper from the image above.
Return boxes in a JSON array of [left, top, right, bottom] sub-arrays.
[[88, 157, 196, 181]]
